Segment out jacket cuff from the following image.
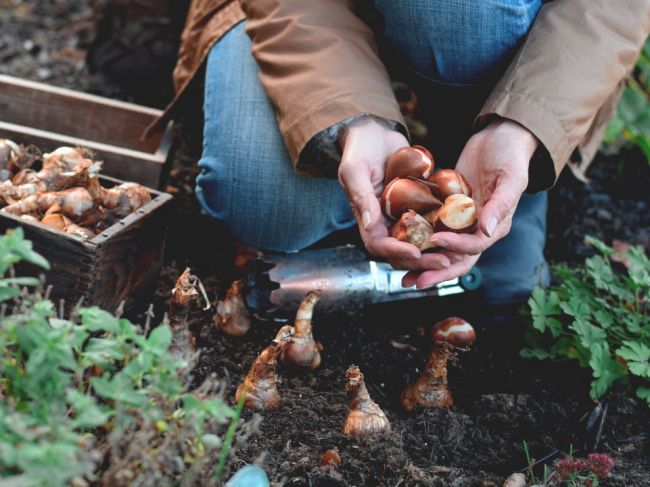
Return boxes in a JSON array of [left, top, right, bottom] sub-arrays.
[[476, 89, 571, 193], [282, 92, 407, 178]]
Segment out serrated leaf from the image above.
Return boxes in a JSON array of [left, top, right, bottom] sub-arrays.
[[528, 288, 562, 337], [585, 236, 614, 256], [560, 297, 592, 320], [589, 343, 627, 399], [570, 319, 607, 349], [626, 245, 650, 288], [592, 310, 614, 329], [617, 341, 650, 362]]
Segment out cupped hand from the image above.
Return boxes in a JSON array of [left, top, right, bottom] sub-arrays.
[[338, 117, 453, 271], [402, 118, 539, 289]]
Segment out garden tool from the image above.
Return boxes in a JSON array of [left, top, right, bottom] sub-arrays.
[[244, 245, 481, 321]]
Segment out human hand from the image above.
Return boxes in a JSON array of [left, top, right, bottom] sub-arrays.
[[338, 117, 453, 270], [402, 117, 539, 289]]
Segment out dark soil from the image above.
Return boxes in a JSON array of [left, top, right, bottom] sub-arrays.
[[3, 1, 650, 486]]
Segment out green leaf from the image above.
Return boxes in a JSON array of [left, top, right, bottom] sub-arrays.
[[520, 348, 553, 360], [570, 319, 607, 349], [560, 297, 593, 320], [617, 341, 650, 362], [585, 236, 613, 256], [626, 245, 650, 288], [528, 288, 562, 337], [636, 386, 650, 405], [589, 343, 627, 399], [80, 307, 119, 334], [66, 389, 111, 429]]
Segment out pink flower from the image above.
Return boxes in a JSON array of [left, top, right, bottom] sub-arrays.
[[587, 453, 615, 478]]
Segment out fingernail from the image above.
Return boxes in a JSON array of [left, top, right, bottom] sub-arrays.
[[441, 258, 450, 268], [453, 254, 463, 261], [362, 210, 372, 230], [410, 251, 421, 259], [430, 239, 448, 248], [486, 217, 497, 237]]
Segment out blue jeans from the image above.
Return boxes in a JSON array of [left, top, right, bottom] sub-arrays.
[[196, 0, 548, 305]]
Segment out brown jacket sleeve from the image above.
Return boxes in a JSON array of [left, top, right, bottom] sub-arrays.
[[238, 0, 405, 174], [478, 0, 650, 192]]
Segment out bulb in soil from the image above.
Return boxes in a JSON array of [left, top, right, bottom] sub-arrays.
[[214, 279, 252, 336], [168, 268, 200, 362], [279, 290, 323, 370], [384, 146, 434, 185], [434, 194, 477, 233], [343, 365, 391, 436], [390, 210, 436, 251], [236, 325, 292, 411], [426, 169, 472, 200], [401, 317, 476, 412], [380, 178, 442, 220]]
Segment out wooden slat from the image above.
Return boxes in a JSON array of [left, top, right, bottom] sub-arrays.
[[0, 74, 163, 153], [0, 122, 164, 188]]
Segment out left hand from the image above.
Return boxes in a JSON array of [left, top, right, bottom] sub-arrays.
[[402, 117, 539, 289]]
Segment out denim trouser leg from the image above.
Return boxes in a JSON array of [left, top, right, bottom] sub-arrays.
[[196, 22, 355, 253], [197, 1, 548, 304]]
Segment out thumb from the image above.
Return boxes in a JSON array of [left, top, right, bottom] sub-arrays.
[[479, 178, 524, 238], [339, 164, 382, 231]]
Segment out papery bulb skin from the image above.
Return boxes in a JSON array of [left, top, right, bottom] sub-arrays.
[[236, 326, 292, 411], [279, 290, 322, 370], [214, 279, 252, 336], [389, 210, 436, 251], [384, 146, 434, 185], [426, 169, 472, 200], [434, 194, 477, 234], [343, 365, 391, 436], [380, 178, 442, 220]]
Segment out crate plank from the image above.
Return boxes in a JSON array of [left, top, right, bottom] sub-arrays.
[[0, 121, 165, 188], [0, 75, 176, 188]]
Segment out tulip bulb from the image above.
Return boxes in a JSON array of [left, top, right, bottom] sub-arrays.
[[384, 146, 434, 185], [426, 169, 472, 200], [279, 290, 323, 370], [214, 279, 252, 336], [236, 325, 292, 411], [389, 210, 436, 251], [343, 365, 391, 436], [434, 194, 477, 233], [380, 178, 442, 220], [401, 317, 475, 412]]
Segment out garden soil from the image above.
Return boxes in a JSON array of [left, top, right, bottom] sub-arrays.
[[3, 1, 650, 485]]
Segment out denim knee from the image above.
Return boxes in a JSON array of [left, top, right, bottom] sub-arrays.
[[476, 192, 549, 305], [196, 153, 354, 253], [197, 23, 355, 252], [375, 0, 542, 84]]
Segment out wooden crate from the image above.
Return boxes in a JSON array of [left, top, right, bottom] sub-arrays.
[[0, 176, 173, 312], [0, 74, 175, 189]]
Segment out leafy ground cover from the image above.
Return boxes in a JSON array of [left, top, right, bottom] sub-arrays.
[[1, 1, 649, 486]]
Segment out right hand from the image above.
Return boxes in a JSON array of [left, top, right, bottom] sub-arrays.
[[338, 117, 454, 271]]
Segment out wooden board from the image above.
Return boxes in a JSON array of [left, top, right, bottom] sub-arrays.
[[0, 75, 175, 188]]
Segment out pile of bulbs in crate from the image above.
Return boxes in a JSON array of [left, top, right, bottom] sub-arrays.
[[0, 138, 151, 239]]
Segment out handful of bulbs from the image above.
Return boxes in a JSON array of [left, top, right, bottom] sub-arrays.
[[0, 139, 151, 240], [380, 146, 477, 250]]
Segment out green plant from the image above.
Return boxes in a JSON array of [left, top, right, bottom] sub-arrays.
[[604, 37, 650, 162], [521, 236, 650, 406], [0, 228, 241, 486]]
